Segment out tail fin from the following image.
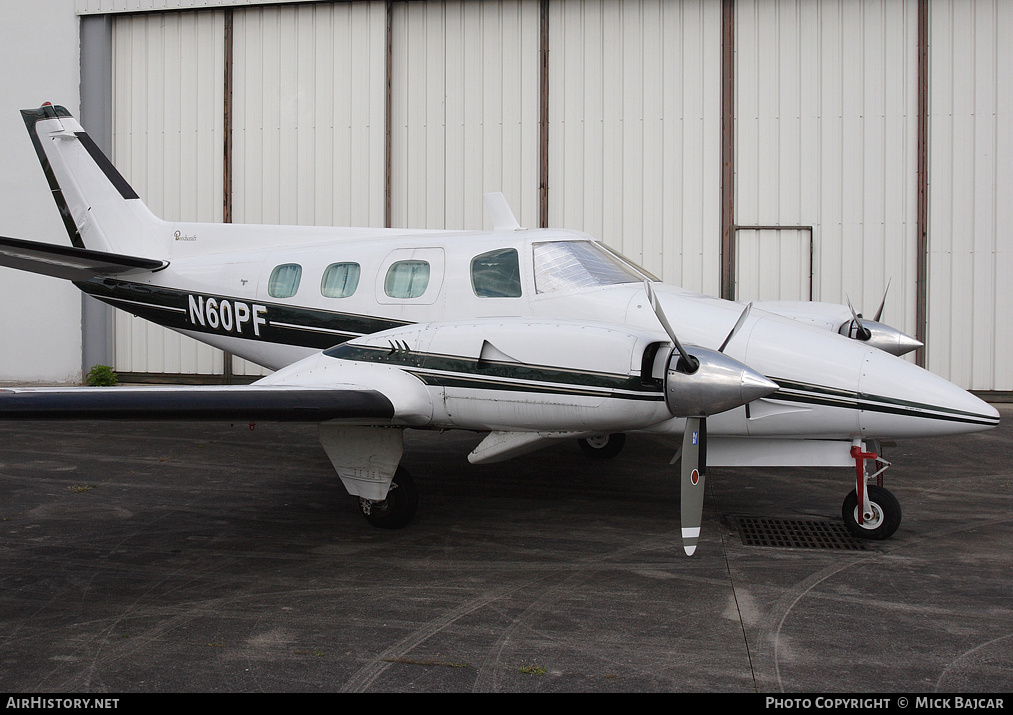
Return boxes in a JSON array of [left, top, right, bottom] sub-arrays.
[[21, 103, 165, 257]]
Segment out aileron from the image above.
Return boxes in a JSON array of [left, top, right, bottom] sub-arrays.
[[0, 385, 394, 422]]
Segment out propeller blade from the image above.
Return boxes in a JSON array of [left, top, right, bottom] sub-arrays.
[[680, 416, 707, 556], [873, 279, 891, 322], [645, 281, 696, 371], [846, 295, 872, 341], [718, 302, 752, 354]]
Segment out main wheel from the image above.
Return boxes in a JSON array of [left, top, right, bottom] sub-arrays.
[[577, 433, 626, 460], [359, 467, 418, 529], [842, 485, 901, 540]]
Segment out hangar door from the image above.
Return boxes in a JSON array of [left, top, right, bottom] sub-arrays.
[[111, 4, 389, 379], [112, 10, 228, 377], [109, 1, 538, 379]]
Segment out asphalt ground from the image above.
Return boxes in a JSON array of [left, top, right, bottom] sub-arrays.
[[0, 406, 1010, 695]]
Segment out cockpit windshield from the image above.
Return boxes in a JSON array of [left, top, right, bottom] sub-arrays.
[[532, 240, 657, 293]]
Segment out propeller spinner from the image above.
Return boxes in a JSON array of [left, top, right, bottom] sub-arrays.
[[644, 283, 778, 555], [841, 282, 923, 356]]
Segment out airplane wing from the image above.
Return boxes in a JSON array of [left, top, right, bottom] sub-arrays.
[[0, 384, 394, 422], [0, 235, 167, 281]]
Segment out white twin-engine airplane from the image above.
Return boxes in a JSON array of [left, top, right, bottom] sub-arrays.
[[0, 104, 1000, 555]]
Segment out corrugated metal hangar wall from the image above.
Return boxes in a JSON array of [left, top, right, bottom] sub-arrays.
[[78, 0, 1010, 392]]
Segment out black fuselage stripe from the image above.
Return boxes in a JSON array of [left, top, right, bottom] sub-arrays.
[[76, 278, 409, 351], [408, 370, 667, 400], [769, 379, 999, 427], [327, 343, 664, 397]]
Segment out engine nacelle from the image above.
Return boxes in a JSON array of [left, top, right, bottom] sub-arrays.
[[838, 318, 922, 357]]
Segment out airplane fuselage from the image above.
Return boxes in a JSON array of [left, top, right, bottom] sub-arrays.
[[75, 221, 997, 448]]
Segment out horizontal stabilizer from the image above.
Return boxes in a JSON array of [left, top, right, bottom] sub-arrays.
[[0, 235, 167, 281], [0, 385, 394, 422]]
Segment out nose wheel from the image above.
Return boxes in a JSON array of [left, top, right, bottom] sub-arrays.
[[842, 484, 901, 539], [843, 443, 902, 539]]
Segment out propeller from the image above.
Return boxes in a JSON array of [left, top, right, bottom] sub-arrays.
[[645, 280, 697, 372], [873, 278, 891, 322], [845, 295, 872, 341], [840, 281, 922, 356], [644, 282, 777, 555]]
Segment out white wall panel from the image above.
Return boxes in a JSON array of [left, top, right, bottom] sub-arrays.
[[231, 2, 386, 377], [735, 228, 811, 301], [927, 0, 1013, 390], [391, 0, 541, 230], [0, 0, 82, 383], [233, 1, 387, 228], [112, 10, 226, 375], [548, 0, 722, 292], [735, 0, 919, 333]]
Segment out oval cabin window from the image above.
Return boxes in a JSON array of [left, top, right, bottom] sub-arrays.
[[321, 262, 360, 298], [268, 263, 302, 299], [384, 260, 430, 299]]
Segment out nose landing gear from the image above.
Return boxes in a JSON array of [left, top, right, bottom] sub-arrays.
[[842, 442, 901, 540]]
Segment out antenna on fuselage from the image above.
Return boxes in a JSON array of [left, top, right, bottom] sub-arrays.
[[483, 192, 521, 231]]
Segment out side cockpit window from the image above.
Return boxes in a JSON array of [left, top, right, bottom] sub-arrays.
[[268, 263, 302, 298], [471, 248, 522, 298], [321, 262, 360, 298], [384, 260, 431, 299]]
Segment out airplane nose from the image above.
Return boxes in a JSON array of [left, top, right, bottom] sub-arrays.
[[857, 349, 1000, 438]]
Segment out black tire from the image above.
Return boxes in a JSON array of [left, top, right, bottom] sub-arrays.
[[360, 467, 418, 530], [842, 485, 901, 540], [577, 433, 626, 460]]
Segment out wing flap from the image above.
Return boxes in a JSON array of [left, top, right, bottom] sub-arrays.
[[0, 235, 167, 281], [0, 385, 394, 422]]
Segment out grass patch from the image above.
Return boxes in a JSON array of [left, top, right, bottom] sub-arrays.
[[516, 663, 547, 676]]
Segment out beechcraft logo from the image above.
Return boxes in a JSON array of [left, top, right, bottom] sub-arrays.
[[188, 294, 267, 336]]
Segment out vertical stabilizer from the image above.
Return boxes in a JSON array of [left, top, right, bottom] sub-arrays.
[[21, 103, 165, 257]]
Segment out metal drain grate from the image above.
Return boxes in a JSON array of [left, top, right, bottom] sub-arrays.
[[733, 516, 867, 550]]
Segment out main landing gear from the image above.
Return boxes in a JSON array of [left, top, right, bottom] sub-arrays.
[[842, 442, 902, 540], [577, 433, 626, 460], [358, 466, 418, 529]]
